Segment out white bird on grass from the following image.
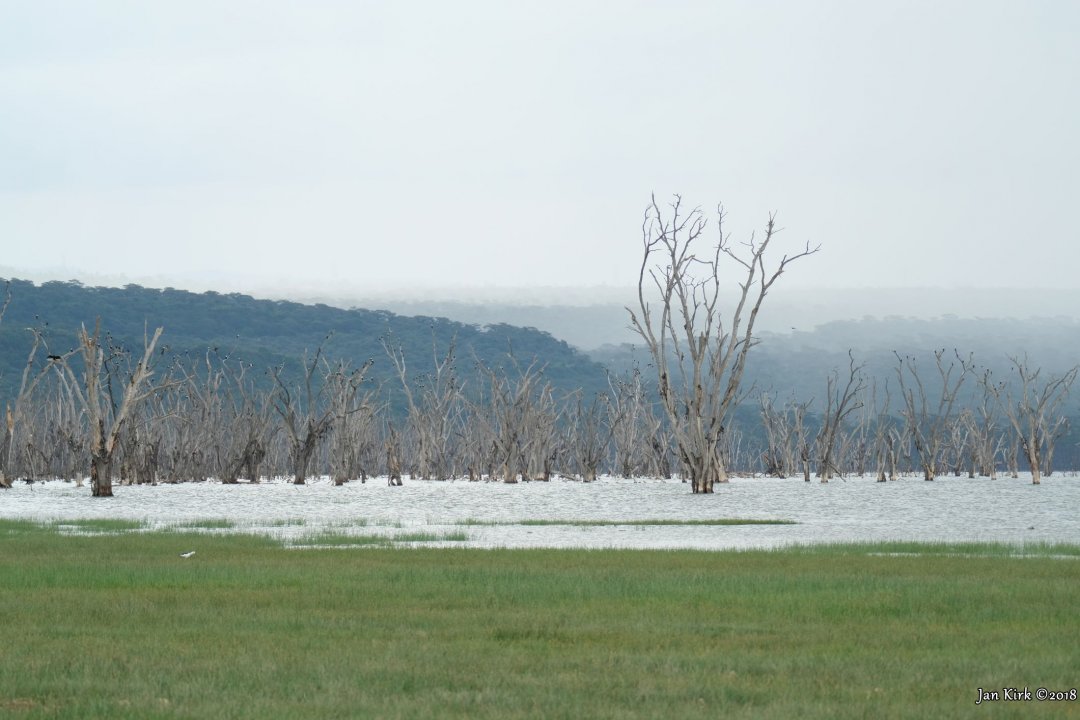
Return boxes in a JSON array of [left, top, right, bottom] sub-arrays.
[[179, 551, 196, 559]]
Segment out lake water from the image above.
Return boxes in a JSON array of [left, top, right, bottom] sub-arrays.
[[2, 474, 1078, 550]]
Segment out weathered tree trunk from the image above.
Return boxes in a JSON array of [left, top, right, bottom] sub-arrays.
[[1, 422, 13, 489], [293, 461, 308, 485], [681, 445, 726, 493], [386, 428, 403, 486], [90, 451, 113, 498], [1026, 437, 1042, 485], [245, 441, 264, 483], [1007, 437, 1020, 478], [291, 433, 318, 485]]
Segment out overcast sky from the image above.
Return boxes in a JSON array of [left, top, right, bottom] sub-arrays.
[[2, 1, 1078, 300]]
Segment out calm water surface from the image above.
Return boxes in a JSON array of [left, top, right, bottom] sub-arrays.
[[3, 474, 1078, 550]]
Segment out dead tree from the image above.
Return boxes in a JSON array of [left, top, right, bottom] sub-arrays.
[[521, 383, 560, 481], [218, 359, 277, 483], [608, 370, 655, 478], [328, 389, 378, 484], [43, 365, 89, 484], [944, 415, 971, 477], [815, 352, 866, 482], [894, 350, 970, 481], [158, 352, 227, 483], [385, 334, 463, 480], [646, 416, 675, 480], [867, 380, 900, 482], [846, 383, 878, 478], [722, 425, 751, 476], [270, 340, 342, 485], [1, 328, 61, 488], [786, 401, 811, 482], [563, 391, 612, 482], [472, 357, 552, 483], [324, 358, 374, 485], [988, 357, 1078, 484], [968, 371, 999, 479], [964, 373, 1005, 478], [122, 400, 167, 485], [51, 321, 166, 497], [459, 379, 494, 481], [759, 394, 795, 478], [384, 418, 404, 485], [627, 195, 818, 493]]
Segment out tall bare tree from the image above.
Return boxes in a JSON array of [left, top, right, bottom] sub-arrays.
[[988, 357, 1078, 484], [815, 352, 866, 482], [52, 321, 166, 497], [627, 195, 818, 492]]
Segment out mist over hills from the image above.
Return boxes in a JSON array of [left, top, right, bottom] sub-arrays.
[[300, 286, 1080, 353], [334, 287, 1080, 408]]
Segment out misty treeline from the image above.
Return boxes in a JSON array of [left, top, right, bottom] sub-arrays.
[[0, 279, 1077, 497]]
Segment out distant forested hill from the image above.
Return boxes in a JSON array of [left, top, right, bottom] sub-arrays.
[[0, 279, 610, 405]]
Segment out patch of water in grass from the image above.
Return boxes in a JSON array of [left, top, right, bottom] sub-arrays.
[[53, 518, 147, 534]]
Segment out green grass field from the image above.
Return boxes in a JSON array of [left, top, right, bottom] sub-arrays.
[[1, 519, 1078, 719]]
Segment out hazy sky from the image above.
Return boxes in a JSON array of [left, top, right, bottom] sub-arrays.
[[2, 1, 1078, 298]]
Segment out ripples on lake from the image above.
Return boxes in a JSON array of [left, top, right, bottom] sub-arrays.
[[3, 474, 1078, 550]]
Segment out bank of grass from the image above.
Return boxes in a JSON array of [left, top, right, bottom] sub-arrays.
[[172, 518, 236, 530], [298, 530, 471, 547], [0, 521, 1077, 719]]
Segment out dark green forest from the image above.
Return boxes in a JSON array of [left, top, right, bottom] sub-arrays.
[[0, 278, 610, 407]]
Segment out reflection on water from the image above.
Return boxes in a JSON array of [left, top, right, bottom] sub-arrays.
[[3, 474, 1078, 550]]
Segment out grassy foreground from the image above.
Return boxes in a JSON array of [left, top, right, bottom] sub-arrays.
[[1, 521, 1078, 719]]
